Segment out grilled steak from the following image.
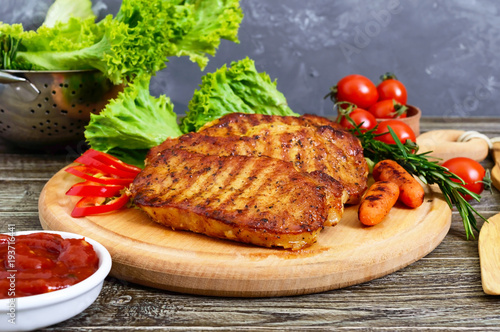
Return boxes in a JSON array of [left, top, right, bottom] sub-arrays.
[[198, 112, 344, 135], [148, 113, 368, 204], [130, 148, 343, 250]]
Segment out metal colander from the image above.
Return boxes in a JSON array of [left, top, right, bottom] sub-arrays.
[[0, 70, 123, 148]]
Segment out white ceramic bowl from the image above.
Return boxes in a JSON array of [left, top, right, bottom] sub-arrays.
[[0, 230, 112, 331]]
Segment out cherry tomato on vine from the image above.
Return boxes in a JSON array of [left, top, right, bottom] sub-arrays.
[[374, 120, 416, 145], [369, 99, 408, 119], [328, 74, 378, 109], [377, 73, 407, 105], [337, 108, 377, 133], [442, 157, 486, 201]]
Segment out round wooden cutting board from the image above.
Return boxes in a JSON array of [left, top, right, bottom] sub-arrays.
[[39, 166, 452, 297]]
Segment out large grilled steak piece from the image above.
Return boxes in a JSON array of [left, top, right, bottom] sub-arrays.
[[130, 148, 342, 250], [148, 113, 368, 204]]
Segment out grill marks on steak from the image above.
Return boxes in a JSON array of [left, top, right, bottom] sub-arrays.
[[149, 113, 367, 204], [131, 149, 334, 250], [132, 113, 368, 250]]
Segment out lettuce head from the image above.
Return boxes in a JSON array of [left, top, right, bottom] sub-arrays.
[[1, 0, 243, 83], [180, 57, 299, 133]]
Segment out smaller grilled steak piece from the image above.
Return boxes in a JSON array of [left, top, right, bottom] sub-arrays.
[[130, 148, 337, 250], [199, 112, 344, 136]]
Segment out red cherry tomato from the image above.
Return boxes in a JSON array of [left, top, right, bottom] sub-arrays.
[[369, 99, 408, 119], [442, 157, 486, 201], [374, 120, 416, 145], [334, 75, 378, 109], [337, 108, 377, 133], [377, 77, 407, 104]]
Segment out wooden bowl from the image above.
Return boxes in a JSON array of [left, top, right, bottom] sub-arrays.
[[376, 105, 421, 137]]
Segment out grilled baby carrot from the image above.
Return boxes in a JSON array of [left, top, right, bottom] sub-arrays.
[[372, 159, 425, 208], [358, 181, 400, 226]]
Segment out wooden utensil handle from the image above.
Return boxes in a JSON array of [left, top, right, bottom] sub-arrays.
[[416, 130, 489, 164], [493, 142, 500, 166]]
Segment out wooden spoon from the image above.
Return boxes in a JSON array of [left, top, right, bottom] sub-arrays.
[[479, 213, 500, 295], [478, 141, 500, 295], [492, 165, 500, 192], [492, 142, 500, 192]]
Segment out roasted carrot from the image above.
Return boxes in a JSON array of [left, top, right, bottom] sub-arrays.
[[372, 159, 425, 208], [358, 181, 400, 226]]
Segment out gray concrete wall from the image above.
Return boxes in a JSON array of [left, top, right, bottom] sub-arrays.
[[2, 0, 500, 118]]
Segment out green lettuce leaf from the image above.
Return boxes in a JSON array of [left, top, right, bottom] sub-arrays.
[[169, 0, 243, 70], [180, 57, 299, 133], [21, 17, 105, 53], [43, 0, 95, 28], [85, 75, 183, 167]]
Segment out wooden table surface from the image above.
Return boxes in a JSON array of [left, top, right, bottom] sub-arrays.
[[1, 117, 499, 331]]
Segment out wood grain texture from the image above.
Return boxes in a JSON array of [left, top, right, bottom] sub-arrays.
[[39, 167, 450, 297], [0, 118, 499, 331]]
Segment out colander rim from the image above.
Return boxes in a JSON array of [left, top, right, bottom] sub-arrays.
[[1, 69, 100, 74]]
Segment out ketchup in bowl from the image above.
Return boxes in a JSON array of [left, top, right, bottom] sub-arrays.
[[0, 232, 99, 299]]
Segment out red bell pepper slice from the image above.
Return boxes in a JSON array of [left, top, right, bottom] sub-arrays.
[[66, 181, 124, 197], [75, 151, 140, 179], [81, 149, 142, 174], [71, 193, 130, 218], [65, 165, 135, 185]]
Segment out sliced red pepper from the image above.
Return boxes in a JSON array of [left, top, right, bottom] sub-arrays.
[[66, 180, 124, 197], [71, 193, 130, 218], [81, 149, 142, 174], [65, 150, 139, 217], [75, 152, 139, 179], [65, 165, 135, 185]]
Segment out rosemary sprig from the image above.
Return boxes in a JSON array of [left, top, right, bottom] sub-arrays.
[[349, 119, 487, 240]]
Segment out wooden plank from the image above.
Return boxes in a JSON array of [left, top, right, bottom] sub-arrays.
[[0, 212, 40, 232], [46, 256, 499, 330], [0, 180, 47, 212], [420, 117, 500, 132], [0, 154, 67, 180]]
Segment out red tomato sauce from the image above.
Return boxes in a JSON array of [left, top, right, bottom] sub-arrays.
[[0, 233, 99, 299]]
